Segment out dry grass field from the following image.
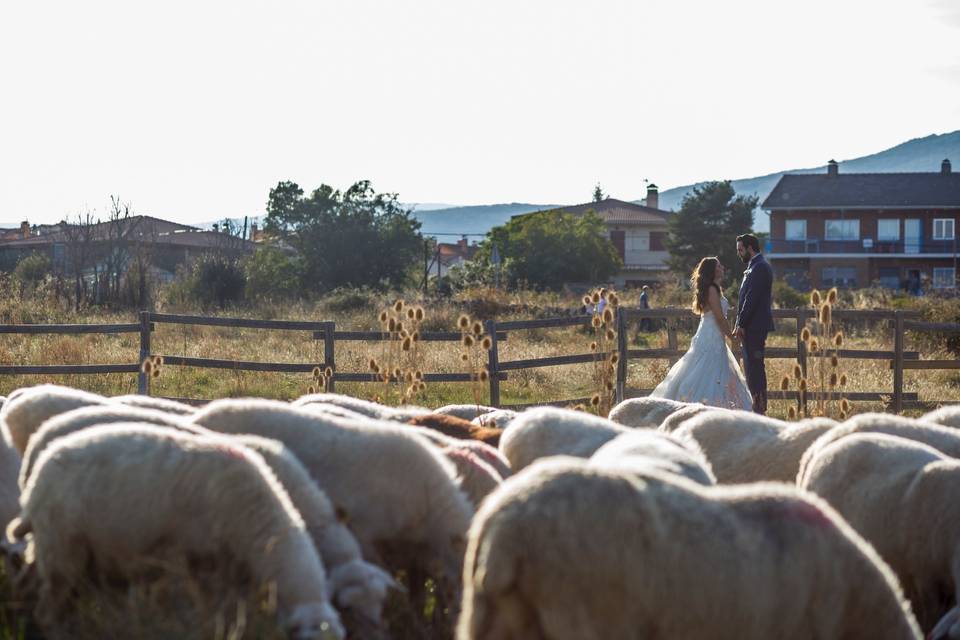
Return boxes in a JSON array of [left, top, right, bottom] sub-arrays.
[[0, 281, 957, 419]]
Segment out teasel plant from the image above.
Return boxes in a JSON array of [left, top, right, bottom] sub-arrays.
[[583, 287, 620, 416], [306, 366, 334, 395], [369, 299, 428, 405], [141, 355, 165, 384], [457, 313, 492, 413], [789, 287, 849, 420]]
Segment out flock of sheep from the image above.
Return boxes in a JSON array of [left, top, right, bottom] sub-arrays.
[[1, 385, 960, 639]]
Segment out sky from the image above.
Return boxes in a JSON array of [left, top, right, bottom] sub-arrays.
[[1, 0, 959, 226]]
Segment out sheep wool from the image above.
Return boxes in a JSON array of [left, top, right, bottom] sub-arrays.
[[498, 406, 630, 472], [292, 392, 430, 422], [189, 399, 473, 588], [607, 396, 704, 429], [0, 384, 110, 454], [459, 458, 921, 640], [19, 404, 202, 489], [797, 413, 960, 485], [922, 404, 960, 430], [589, 429, 715, 486], [673, 410, 835, 484], [434, 404, 499, 421], [657, 403, 718, 433], [800, 433, 960, 635], [0, 434, 19, 531], [111, 394, 198, 415], [15, 424, 345, 640]]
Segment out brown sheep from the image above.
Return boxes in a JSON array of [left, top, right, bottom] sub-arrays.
[[407, 413, 503, 448]]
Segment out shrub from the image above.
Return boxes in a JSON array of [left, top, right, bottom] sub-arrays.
[[243, 246, 302, 302], [14, 252, 52, 286], [773, 280, 806, 308], [170, 255, 246, 309], [324, 287, 380, 313]]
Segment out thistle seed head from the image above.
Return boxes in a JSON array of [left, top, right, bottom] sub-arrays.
[[479, 369, 489, 382], [830, 355, 839, 368], [462, 334, 475, 348], [369, 358, 378, 372], [801, 327, 811, 342], [841, 398, 851, 413], [788, 406, 797, 420], [590, 393, 601, 407], [610, 353, 620, 364], [799, 378, 808, 391], [793, 363, 802, 379], [811, 289, 822, 306], [481, 336, 492, 350], [141, 359, 153, 375], [602, 308, 614, 324], [472, 321, 483, 336], [829, 372, 838, 388], [461, 353, 469, 362], [827, 287, 838, 304], [415, 307, 425, 321], [379, 311, 388, 323], [591, 292, 601, 304], [605, 380, 614, 391], [402, 337, 412, 351], [412, 331, 420, 342], [394, 300, 404, 312], [151, 368, 160, 379], [605, 329, 616, 341], [458, 314, 470, 329], [590, 341, 598, 351], [840, 373, 847, 387], [591, 316, 602, 328], [324, 366, 333, 378], [819, 303, 832, 325], [407, 308, 415, 319], [780, 375, 790, 391], [308, 385, 316, 395], [152, 356, 164, 367], [582, 295, 592, 306], [833, 331, 844, 347], [312, 366, 322, 379]]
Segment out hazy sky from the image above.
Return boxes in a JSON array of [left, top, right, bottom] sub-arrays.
[[2, 0, 959, 225]]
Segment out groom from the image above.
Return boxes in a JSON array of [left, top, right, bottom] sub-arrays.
[[733, 234, 775, 415]]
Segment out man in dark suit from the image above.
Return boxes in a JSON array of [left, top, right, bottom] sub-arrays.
[[638, 285, 651, 331], [733, 234, 775, 415]]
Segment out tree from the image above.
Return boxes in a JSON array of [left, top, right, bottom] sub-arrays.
[[593, 183, 605, 202], [665, 181, 758, 282], [477, 209, 622, 290], [264, 180, 423, 293]]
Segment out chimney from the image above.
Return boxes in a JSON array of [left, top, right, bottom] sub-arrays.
[[943, 158, 952, 175], [827, 159, 839, 177], [646, 183, 659, 210], [20, 220, 29, 239], [457, 237, 468, 251], [250, 223, 258, 241]]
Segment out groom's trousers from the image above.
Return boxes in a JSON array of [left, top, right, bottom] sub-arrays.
[[742, 331, 768, 415]]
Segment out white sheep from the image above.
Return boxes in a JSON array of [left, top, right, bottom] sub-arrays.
[[589, 429, 715, 485], [800, 433, 960, 635], [672, 409, 836, 484], [658, 402, 718, 433], [923, 405, 960, 429], [796, 413, 960, 484], [607, 396, 704, 429], [498, 406, 629, 471], [0, 384, 110, 454], [189, 399, 473, 589], [19, 404, 200, 489], [470, 409, 517, 430], [458, 457, 921, 640], [19, 405, 396, 626], [232, 434, 397, 625], [111, 394, 198, 415], [292, 392, 430, 422], [435, 404, 498, 421], [0, 435, 19, 531], [13, 424, 345, 639]]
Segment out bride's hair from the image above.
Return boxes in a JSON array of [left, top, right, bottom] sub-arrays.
[[691, 257, 721, 314]]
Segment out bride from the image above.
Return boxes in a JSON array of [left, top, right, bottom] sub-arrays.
[[650, 256, 753, 410]]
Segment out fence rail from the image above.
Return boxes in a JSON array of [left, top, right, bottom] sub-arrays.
[[0, 307, 956, 414]]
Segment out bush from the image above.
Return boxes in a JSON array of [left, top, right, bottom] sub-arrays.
[[324, 287, 380, 313], [773, 280, 807, 308], [14, 252, 52, 286], [169, 256, 246, 309], [244, 246, 302, 302]]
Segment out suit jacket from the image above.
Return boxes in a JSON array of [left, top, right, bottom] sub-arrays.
[[639, 292, 649, 309], [735, 253, 775, 336]]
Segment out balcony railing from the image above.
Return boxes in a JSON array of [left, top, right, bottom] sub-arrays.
[[767, 238, 959, 255]]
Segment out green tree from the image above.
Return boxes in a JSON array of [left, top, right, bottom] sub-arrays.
[[665, 181, 758, 281], [243, 246, 303, 301], [476, 209, 622, 290], [593, 183, 605, 202], [264, 180, 423, 293]]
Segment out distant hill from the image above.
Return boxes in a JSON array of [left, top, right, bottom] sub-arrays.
[[654, 130, 960, 232], [194, 130, 960, 238]]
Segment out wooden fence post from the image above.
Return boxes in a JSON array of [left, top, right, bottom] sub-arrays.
[[667, 319, 678, 365], [893, 310, 904, 414], [615, 307, 627, 404], [138, 310, 151, 395], [485, 320, 500, 407], [323, 321, 336, 393]]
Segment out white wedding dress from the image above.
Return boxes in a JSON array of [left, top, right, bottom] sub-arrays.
[[650, 295, 753, 410]]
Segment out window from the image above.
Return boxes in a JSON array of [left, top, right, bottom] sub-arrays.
[[825, 219, 860, 241], [933, 268, 956, 289], [782, 268, 809, 290], [822, 267, 857, 287], [877, 267, 900, 289], [649, 232, 666, 251], [625, 231, 650, 253], [785, 220, 806, 241], [934, 218, 956, 240], [877, 219, 900, 241]]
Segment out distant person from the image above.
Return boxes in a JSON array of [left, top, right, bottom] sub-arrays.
[[639, 285, 652, 332], [733, 233, 775, 415], [595, 287, 608, 316]]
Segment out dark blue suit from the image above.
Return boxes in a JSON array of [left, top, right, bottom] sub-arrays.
[[735, 253, 775, 414]]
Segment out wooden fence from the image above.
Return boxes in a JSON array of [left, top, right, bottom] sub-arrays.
[[0, 308, 957, 413]]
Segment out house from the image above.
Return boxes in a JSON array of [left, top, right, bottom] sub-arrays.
[[519, 184, 671, 288], [762, 159, 960, 291], [433, 238, 478, 278], [0, 215, 257, 282]]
